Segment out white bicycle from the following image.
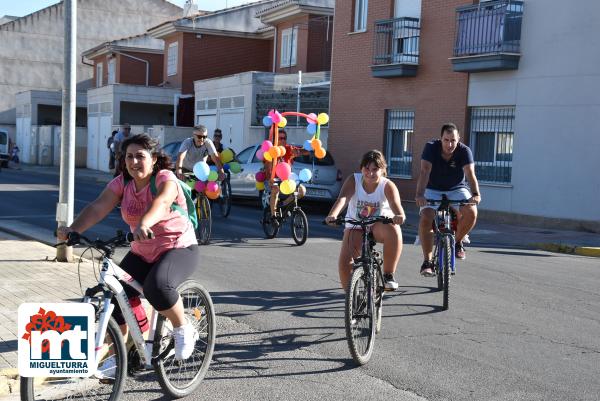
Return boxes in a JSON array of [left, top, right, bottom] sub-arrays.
[[20, 231, 216, 400]]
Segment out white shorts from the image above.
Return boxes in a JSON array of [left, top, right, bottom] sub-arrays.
[[419, 188, 472, 214]]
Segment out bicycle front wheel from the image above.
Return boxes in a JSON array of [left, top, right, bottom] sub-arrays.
[[196, 195, 211, 245], [153, 280, 216, 398], [21, 317, 127, 401], [435, 241, 443, 291], [442, 236, 452, 310], [218, 179, 232, 218], [290, 208, 308, 246], [374, 261, 384, 334], [345, 265, 376, 365]]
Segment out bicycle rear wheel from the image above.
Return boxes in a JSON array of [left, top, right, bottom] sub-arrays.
[[154, 280, 216, 398], [290, 208, 308, 246], [195, 195, 211, 245], [218, 178, 232, 218], [21, 316, 127, 401], [345, 265, 376, 365], [262, 207, 279, 239], [442, 236, 452, 310]]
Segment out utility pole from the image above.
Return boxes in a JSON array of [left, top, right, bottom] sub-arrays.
[[56, 0, 77, 262]]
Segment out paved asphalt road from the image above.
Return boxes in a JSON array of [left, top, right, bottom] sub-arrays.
[[0, 168, 598, 401]]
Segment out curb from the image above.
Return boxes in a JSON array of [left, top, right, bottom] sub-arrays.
[[533, 243, 600, 258]]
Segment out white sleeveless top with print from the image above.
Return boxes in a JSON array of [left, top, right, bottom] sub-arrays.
[[345, 173, 393, 228]]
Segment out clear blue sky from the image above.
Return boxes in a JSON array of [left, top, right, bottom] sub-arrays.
[[0, 0, 261, 18]]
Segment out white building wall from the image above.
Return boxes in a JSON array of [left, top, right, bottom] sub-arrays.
[[0, 0, 181, 126], [467, 0, 600, 222]]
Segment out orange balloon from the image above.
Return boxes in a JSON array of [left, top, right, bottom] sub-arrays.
[[206, 189, 220, 200], [315, 147, 326, 159], [311, 139, 322, 150], [269, 147, 279, 159], [279, 146, 286, 157]]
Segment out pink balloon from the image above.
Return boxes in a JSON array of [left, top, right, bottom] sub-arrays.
[[256, 149, 265, 161], [268, 109, 281, 124], [206, 181, 219, 193], [255, 171, 266, 182], [194, 181, 206, 193], [306, 113, 318, 125], [275, 162, 291, 181], [261, 140, 273, 153]]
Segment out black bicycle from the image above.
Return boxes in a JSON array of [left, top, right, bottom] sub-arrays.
[[327, 216, 392, 365], [218, 171, 232, 218], [261, 186, 308, 246], [427, 195, 471, 310]]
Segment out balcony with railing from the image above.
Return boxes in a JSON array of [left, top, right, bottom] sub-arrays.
[[371, 17, 420, 78], [451, 0, 524, 73]]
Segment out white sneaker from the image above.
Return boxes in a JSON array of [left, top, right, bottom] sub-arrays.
[[414, 235, 420, 245], [97, 356, 116, 380], [463, 234, 471, 244], [173, 323, 199, 360]]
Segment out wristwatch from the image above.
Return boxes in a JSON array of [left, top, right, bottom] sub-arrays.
[[472, 192, 479, 196]]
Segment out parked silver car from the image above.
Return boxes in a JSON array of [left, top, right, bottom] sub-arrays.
[[229, 144, 342, 203]]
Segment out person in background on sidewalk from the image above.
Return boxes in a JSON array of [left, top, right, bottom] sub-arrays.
[[113, 123, 132, 177], [57, 134, 200, 361], [107, 130, 118, 171], [415, 123, 481, 276], [326, 150, 406, 291]]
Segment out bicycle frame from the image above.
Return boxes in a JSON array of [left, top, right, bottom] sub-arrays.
[[87, 255, 159, 370], [352, 225, 384, 310], [432, 209, 456, 274]]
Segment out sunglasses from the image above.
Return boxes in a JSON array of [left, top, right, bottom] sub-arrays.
[[195, 135, 208, 139], [278, 137, 286, 141]]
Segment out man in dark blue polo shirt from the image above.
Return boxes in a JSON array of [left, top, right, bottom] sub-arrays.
[[415, 123, 481, 275]]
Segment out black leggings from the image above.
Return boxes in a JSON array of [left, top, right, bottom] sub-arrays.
[[112, 245, 200, 325]]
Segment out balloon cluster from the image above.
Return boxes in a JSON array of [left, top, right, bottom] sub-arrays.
[[255, 140, 285, 163], [254, 165, 313, 194], [262, 110, 329, 160], [189, 148, 241, 200]]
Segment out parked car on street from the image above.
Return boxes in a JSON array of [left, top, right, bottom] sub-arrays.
[[229, 144, 342, 203], [161, 141, 182, 170]]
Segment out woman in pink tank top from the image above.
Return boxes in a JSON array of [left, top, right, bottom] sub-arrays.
[[57, 134, 200, 361], [325, 150, 406, 292]]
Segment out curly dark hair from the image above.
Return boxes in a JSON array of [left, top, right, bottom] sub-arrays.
[[359, 149, 388, 177], [118, 134, 171, 179]]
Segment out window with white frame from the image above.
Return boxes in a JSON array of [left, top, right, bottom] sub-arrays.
[[470, 106, 515, 184], [96, 62, 103, 87], [385, 110, 414, 177], [280, 27, 298, 67], [354, 0, 369, 32], [167, 42, 178, 76], [107, 58, 116, 84]]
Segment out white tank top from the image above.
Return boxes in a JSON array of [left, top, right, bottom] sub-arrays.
[[345, 173, 393, 227]]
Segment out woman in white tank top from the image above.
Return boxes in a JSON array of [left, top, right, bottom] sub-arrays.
[[326, 150, 406, 291]]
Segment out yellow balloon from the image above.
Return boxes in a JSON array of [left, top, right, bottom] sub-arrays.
[[255, 181, 265, 191], [277, 117, 287, 128], [315, 147, 327, 159], [220, 148, 234, 163], [278, 146, 286, 157], [263, 151, 273, 162], [280, 179, 297, 195], [317, 113, 329, 125]]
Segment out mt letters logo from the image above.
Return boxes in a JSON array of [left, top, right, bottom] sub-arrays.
[[18, 303, 95, 377]]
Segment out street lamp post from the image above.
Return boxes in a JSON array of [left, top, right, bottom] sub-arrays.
[[56, 0, 77, 262]]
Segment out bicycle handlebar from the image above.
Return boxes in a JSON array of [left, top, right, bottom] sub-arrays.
[[55, 230, 133, 251], [323, 216, 393, 227]]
